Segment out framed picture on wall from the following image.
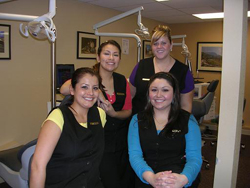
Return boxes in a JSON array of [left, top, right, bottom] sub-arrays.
[[142, 40, 153, 59], [197, 42, 223, 72], [0, 24, 11, 60], [77, 31, 100, 59]]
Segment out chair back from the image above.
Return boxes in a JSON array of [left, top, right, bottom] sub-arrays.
[[59, 95, 72, 106], [192, 80, 219, 120], [200, 80, 219, 114], [0, 139, 37, 188], [18, 139, 37, 182]]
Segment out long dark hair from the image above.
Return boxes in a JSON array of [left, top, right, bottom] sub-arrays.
[[141, 72, 181, 135]]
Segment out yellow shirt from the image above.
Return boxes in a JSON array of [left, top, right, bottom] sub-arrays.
[[43, 107, 106, 131]]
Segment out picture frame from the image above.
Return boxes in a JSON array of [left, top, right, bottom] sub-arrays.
[[142, 40, 153, 59], [197, 42, 223, 72], [0, 24, 11, 60], [77, 31, 100, 59]]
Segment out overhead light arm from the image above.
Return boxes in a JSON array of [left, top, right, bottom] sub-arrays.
[[93, 6, 149, 63], [0, 13, 37, 22], [0, 0, 56, 42], [172, 34, 192, 73], [95, 30, 142, 63], [93, 7, 144, 30], [0, 0, 57, 108], [172, 35, 187, 46]]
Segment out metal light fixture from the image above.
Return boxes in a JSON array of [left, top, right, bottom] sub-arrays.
[[93, 6, 149, 63], [172, 35, 192, 73], [0, 0, 57, 107]]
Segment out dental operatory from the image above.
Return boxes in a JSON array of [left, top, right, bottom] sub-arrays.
[[0, 0, 249, 187]]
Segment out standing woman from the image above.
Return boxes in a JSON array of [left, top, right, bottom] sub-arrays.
[[30, 68, 106, 188], [60, 40, 133, 188], [129, 25, 194, 115], [128, 72, 202, 188]]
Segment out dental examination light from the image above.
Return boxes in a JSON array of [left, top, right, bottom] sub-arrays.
[[0, 0, 56, 42], [135, 10, 150, 39], [93, 6, 149, 63], [0, 0, 57, 107], [172, 35, 192, 73], [20, 1, 56, 42]]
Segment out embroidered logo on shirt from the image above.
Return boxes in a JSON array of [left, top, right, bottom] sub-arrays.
[[116, 92, 125, 96], [90, 122, 99, 125], [172, 129, 181, 133]]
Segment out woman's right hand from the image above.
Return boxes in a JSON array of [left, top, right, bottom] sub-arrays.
[[143, 171, 174, 188], [155, 172, 188, 188]]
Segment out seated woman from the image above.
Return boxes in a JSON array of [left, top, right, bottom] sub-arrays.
[[128, 72, 202, 188], [30, 68, 106, 188]]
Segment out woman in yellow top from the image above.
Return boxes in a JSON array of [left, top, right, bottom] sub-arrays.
[[30, 67, 106, 188]]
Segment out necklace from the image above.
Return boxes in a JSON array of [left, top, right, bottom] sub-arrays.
[[155, 62, 166, 72], [69, 105, 78, 114], [154, 58, 173, 72], [154, 116, 167, 125]]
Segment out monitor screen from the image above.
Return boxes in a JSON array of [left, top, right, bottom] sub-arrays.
[[56, 64, 75, 93]]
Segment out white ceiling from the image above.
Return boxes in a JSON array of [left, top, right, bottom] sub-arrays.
[[79, 0, 250, 24]]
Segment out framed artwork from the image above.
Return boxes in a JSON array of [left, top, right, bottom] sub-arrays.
[[0, 24, 11, 60], [142, 40, 153, 59], [197, 42, 223, 72], [77, 31, 100, 59]]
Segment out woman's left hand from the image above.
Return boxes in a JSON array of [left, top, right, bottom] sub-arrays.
[[97, 89, 109, 106], [155, 172, 188, 188]]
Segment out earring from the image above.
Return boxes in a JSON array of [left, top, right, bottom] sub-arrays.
[[170, 48, 172, 51]]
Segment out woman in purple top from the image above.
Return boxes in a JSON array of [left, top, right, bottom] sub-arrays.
[[129, 25, 194, 115]]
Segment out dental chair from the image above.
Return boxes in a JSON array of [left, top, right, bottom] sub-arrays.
[[0, 139, 37, 188], [192, 79, 219, 169], [0, 96, 71, 187]]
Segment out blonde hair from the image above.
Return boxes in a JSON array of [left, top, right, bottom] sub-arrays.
[[151, 25, 172, 45]]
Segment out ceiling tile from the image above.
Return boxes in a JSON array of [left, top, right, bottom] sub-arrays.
[[79, 0, 248, 24]]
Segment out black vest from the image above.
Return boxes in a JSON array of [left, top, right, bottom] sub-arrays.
[[138, 110, 189, 174], [45, 105, 104, 188], [102, 72, 129, 152], [132, 57, 188, 115]]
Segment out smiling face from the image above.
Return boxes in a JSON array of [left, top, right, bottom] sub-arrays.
[[149, 78, 174, 111], [97, 44, 121, 72], [71, 73, 99, 109], [151, 35, 172, 60]]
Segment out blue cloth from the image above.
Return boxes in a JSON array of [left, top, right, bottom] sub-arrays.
[[128, 114, 202, 187]]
